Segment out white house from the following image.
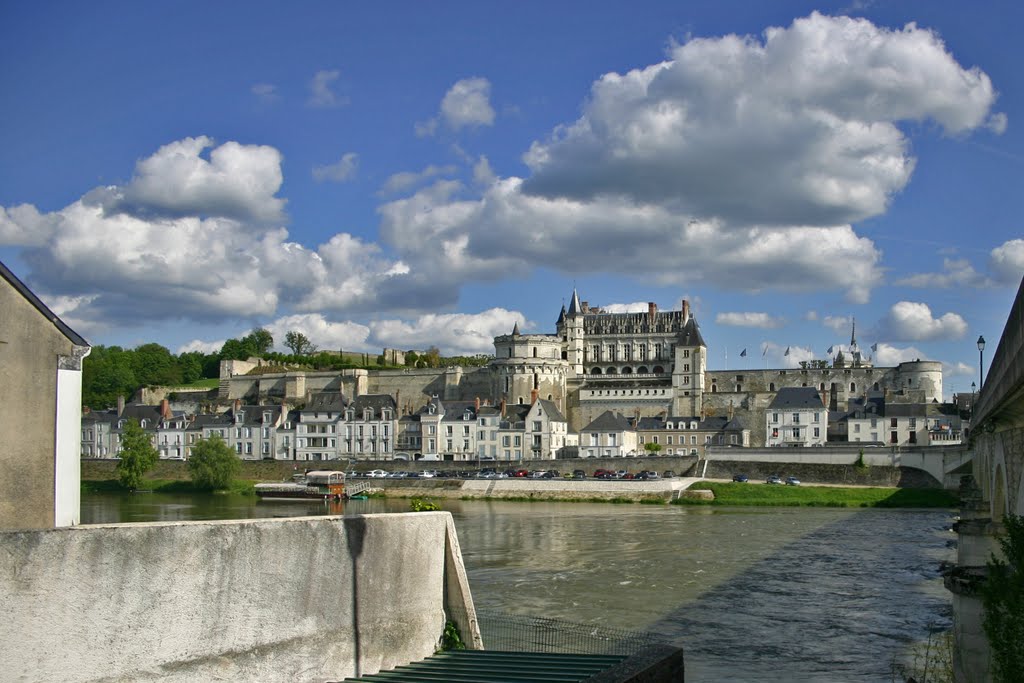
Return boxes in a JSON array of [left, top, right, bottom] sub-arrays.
[[766, 387, 827, 447]]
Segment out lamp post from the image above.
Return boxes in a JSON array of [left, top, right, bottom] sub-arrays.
[[977, 335, 986, 390], [971, 381, 976, 416]]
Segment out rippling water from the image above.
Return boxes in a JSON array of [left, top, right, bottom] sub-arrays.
[[82, 493, 953, 681]]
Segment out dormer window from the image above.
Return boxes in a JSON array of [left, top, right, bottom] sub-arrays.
[[690, 422, 697, 430], [263, 412, 272, 423], [140, 419, 147, 428], [667, 422, 674, 430]]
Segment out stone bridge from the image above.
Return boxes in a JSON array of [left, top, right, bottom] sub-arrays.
[[949, 275, 1024, 683]]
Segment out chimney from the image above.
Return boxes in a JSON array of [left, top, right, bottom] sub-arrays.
[[117, 395, 125, 417], [500, 399, 506, 417], [395, 390, 400, 412], [475, 396, 481, 412], [682, 299, 690, 325], [160, 399, 171, 419], [530, 389, 539, 404]]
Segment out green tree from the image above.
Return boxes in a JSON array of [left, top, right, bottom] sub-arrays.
[[116, 419, 159, 490], [132, 343, 181, 387], [423, 346, 441, 368], [187, 435, 240, 491], [83, 346, 137, 408], [982, 514, 1024, 683], [285, 331, 317, 355], [404, 351, 419, 367], [644, 441, 663, 456], [241, 328, 274, 355], [177, 351, 206, 384]]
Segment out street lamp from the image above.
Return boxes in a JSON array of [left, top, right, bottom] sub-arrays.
[[977, 335, 986, 390], [971, 381, 977, 415]]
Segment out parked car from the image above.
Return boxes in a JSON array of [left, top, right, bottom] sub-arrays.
[[572, 469, 587, 479], [636, 471, 660, 480], [662, 470, 676, 479], [786, 476, 801, 486], [766, 475, 783, 485], [732, 474, 749, 483], [365, 469, 388, 478]]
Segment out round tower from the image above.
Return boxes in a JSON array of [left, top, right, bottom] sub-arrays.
[[894, 360, 944, 402], [492, 324, 569, 411]]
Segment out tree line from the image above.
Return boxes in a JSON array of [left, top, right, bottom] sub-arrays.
[[83, 328, 490, 410]]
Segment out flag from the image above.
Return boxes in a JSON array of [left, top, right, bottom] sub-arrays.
[[827, 345, 834, 354], [871, 343, 878, 352], [784, 346, 790, 356], [740, 348, 747, 357]]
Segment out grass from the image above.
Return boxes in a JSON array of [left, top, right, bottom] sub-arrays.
[[672, 481, 958, 508], [167, 378, 220, 390], [82, 478, 256, 496]]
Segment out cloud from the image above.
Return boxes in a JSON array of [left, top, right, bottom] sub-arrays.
[[0, 138, 414, 327], [715, 311, 784, 328], [379, 165, 457, 196], [602, 302, 653, 314], [873, 342, 928, 366], [177, 338, 225, 355], [308, 70, 347, 108], [416, 77, 496, 136], [990, 239, 1024, 286], [368, 308, 524, 356], [440, 77, 495, 130], [378, 178, 882, 303], [251, 83, 278, 102], [313, 153, 359, 183], [265, 313, 371, 352], [804, 310, 818, 321], [896, 257, 994, 288], [874, 301, 967, 341], [823, 315, 852, 332], [473, 156, 496, 187], [111, 136, 286, 223], [520, 12, 1001, 228]]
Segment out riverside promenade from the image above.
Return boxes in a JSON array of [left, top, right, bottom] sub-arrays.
[[357, 477, 710, 502]]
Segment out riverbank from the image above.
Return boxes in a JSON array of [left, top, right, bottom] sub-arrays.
[[677, 481, 957, 507]]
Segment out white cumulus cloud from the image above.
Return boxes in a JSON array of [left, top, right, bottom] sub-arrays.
[[313, 153, 359, 183], [416, 77, 496, 136], [308, 69, 347, 108], [875, 301, 967, 342], [368, 308, 525, 356], [990, 239, 1024, 286]]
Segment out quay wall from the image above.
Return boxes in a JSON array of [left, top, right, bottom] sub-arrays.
[[0, 512, 479, 682]]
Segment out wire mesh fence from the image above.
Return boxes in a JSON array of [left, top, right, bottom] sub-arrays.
[[472, 609, 670, 656]]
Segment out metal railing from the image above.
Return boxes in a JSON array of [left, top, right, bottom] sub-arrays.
[[472, 609, 670, 656]]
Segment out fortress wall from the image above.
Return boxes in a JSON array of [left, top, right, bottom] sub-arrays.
[[0, 512, 479, 682]]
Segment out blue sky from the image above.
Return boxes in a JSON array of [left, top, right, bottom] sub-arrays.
[[1, 1, 1021, 398]]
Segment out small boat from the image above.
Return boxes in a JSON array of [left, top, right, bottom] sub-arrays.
[[255, 470, 347, 501]]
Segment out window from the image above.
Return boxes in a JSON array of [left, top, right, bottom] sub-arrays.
[[813, 427, 820, 438], [772, 413, 779, 423], [813, 413, 819, 423], [909, 418, 917, 428], [666, 436, 673, 445], [792, 413, 800, 424], [533, 421, 542, 432], [854, 424, 861, 433], [690, 435, 697, 445], [793, 428, 801, 438], [891, 418, 898, 428], [652, 436, 659, 445]]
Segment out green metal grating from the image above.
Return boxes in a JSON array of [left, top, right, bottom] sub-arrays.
[[341, 649, 629, 682]]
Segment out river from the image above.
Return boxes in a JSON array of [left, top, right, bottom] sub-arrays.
[[81, 492, 954, 681]]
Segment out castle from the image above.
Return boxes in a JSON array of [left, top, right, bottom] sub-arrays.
[[214, 289, 943, 448]]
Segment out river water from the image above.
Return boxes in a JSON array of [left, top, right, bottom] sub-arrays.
[[81, 493, 954, 681]]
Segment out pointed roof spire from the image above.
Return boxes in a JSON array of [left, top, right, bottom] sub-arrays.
[[556, 304, 566, 326], [850, 317, 858, 351], [512, 321, 521, 336], [568, 288, 582, 317]]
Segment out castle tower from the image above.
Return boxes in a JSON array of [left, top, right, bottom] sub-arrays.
[[559, 288, 585, 378], [492, 323, 569, 413], [671, 299, 707, 416]]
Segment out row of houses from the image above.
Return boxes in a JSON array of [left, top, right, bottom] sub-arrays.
[[82, 387, 963, 464], [765, 387, 966, 447], [81, 392, 752, 463]]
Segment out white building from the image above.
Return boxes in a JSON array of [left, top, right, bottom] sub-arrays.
[[579, 411, 638, 458], [766, 387, 827, 447]]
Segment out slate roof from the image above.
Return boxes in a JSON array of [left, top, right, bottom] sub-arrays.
[[304, 392, 349, 412], [635, 414, 747, 431], [676, 319, 706, 347], [350, 394, 397, 419], [768, 387, 825, 410], [581, 410, 634, 432], [534, 399, 566, 422]]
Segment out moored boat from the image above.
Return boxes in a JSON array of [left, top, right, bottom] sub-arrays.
[[255, 470, 346, 501]]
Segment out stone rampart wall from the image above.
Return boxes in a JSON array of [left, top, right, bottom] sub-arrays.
[[0, 512, 478, 682]]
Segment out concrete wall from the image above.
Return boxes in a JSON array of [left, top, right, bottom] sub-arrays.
[[0, 512, 480, 682]]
